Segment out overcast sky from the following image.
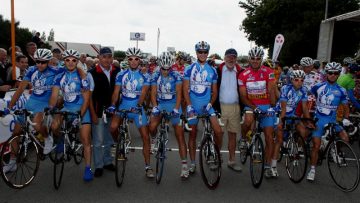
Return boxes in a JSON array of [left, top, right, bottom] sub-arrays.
[[0, 0, 254, 57]]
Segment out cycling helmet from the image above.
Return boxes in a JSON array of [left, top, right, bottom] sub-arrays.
[[290, 70, 306, 79], [263, 59, 273, 68], [300, 57, 313, 67], [141, 59, 149, 66], [62, 49, 80, 59], [248, 47, 264, 58], [126, 47, 142, 58], [324, 62, 342, 72], [313, 59, 320, 68], [176, 51, 186, 60], [158, 52, 174, 69], [34, 48, 53, 61], [195, 41, 210, 52], [343, 57, 355, 65]]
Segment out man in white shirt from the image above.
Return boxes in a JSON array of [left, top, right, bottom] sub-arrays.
[[214, 48, 242, 172]]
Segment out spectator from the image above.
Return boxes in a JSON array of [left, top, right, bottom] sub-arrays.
[[25, 42, 37, 66], [48, 57, 59, 68], [52, 48, 64, 67], [112, 59, 120, 70], [85, 57, 95, 70], [77, 53, 88, 72], [7, 54, 28, 85], [32, 32, 43, 47], [0, 48, 11, 97]]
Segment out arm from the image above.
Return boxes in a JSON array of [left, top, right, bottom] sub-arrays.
[[239, 86, 256, 110], [347, 89, 360, 109], [175, 83, 182, 110], [88, 91, 98, 123], [110, 85, 121, 106], [183, 80, 191, 106], [268, 80, 276, 107], [150, 85, 158, 107], [9, 80, 28, 109], [301, 100, 311, 119], [210, 83, 218, 105], [343, 103, 350, 119], [80, 90, 90, 117], [138, 85, 149, 106], [48, 86, 60, 108]]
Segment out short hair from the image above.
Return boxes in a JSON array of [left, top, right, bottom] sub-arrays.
[[52, 48, 61, 54], [15, 54, 27, 62], [26, 42, 36, 48]]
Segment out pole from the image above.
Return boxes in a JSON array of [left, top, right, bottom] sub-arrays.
[[157, 28, 160, 57], [11, 0, 16, 80], [136, 40, 138, 49], [325, 0, 329, 20]]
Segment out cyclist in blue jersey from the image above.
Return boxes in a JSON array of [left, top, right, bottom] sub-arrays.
[[307, 62, 351, 181], [8, 49, 56, 155], [108, 47, 154, 178], [49, 49, 93, 182], [148, 52, 189, 179], [271, 70, 314, 177], [183, 41, 223, 174]]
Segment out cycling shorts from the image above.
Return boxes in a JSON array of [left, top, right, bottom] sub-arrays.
[[188, 101, 215, 125], [244, 104, 275, 128], [25, 99, 48, 114], [312, 116, 343, 138], [62, 106, 91, 124], [158, 102, 181, 125]]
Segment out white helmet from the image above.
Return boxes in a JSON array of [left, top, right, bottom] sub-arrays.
[[290, 70, 306, 79], [34, 48, 53, 61], [62, 49, 80, 59], [248, 47, 264, 58], [126, 47, 142, 58], [195, 41, 210, 52], [343, 57, 355, 65], [300, 57, 314, 67], [325, 62, 342, 72], [158, 52, 174, 69]]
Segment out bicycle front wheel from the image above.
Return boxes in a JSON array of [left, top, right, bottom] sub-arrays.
[[238, 139, 248, 164], [53, 142, 65, 190], [285, 134, 307, 183], [0, 135, 40, 189], [115, 134, 126, 187], [327, 140, 360, 192], [155, 140, 166, 184], [73, 133, 83, 165], [199, 137, 221, 190], [249, 134, 264, 188]]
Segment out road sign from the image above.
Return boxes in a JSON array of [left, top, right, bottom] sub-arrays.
[[130, 32, 145, 41]]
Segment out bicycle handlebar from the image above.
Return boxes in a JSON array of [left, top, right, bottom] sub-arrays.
[[183, 112, 224, 131]]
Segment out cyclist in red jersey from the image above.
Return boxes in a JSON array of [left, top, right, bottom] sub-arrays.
[[171, 51, 186, 77], [148, 56, 158, 74]]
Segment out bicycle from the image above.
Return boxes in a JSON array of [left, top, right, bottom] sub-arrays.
[[107, 108, 138, 187], [0, 109, 43, 189], [308, 122, 360, 192], [46, 109, 84, 190], [238, 110, 266, 188], [185, 111, 223, 190]]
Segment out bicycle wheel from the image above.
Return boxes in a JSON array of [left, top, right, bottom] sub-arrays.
[[238, 139, 248, 164], [155, 139, 166, 184], [249, 134, 264, 188], [199, 137, 221, 190], [73, 133, 83, 165], [285, 134, 307, 183], [115, 134, 126, 187], [0, 135, 40, 189], [327, 140, 360, 192], [53, 142, 65, 190]]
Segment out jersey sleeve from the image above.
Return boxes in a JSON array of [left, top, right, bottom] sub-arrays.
[[150, 71, 159, 86], [301, 87, 308, 101], [211, 67, 218, 84], [115, 71, 124, 86], [340, 86, 349, 104], [279, 85, 288, 102], [237, 71, 246, 87], [53, 72, 64, 87], [174, 71, 182, 85], [183, 65, 192, 81], [86, 73, 95, 91], [23, 66, 36, 81], [142, 73, 151, 86], [267, 68, 275, 82]]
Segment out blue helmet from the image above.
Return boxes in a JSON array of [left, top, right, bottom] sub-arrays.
[[195, 41, 210, 52]]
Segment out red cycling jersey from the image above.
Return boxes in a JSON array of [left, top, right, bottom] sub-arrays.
[[171, 63, 185, 77], [238, 65, 275, 105]]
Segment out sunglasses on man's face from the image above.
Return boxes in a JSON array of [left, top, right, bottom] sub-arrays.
[[161, 68, 170, 71], [293, 78, 304, 82], [197, 51, 208, 55], [250, 57, 262, 61], [36, 60, 47, 64], [327, 71, 340, 76], [128, 58, 140, 61], [65, 58, 77, 63]]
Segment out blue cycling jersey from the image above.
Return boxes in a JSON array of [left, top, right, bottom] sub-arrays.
[[279, 84, 308, 115], [53, 69, 90, 108], [23, 66, 59, 102], [115, 68, 150, 101], [151, 70, 182, 103], [311, 82, 348, 118], [183, 62, 217, 104]]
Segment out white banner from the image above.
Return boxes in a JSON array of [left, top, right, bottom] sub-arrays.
[[130, 32, 145, 41], [272, 34, 285, 62]]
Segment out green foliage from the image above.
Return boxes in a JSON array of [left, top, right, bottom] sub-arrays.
[[239, 0, 360, 64], [114, 50, 126, 61], [209, 53, 222, 60]]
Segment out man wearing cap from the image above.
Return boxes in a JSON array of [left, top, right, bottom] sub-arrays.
[[214, 48, 242, 172], [89, 47, 120, 177]]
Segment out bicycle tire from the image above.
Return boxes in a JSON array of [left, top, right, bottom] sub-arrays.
[[238, 139, 248, 164], [115, 134, 126, 187], [327, 140, 360, 192], [0, 135, 40, 189], [277, 147, 284, 163], [285, 134, 307, 183], [155, 140, 166, 184], [249, 134, 264, 188], [73, 133, 83, 165], [199, 137, 221, 190], [53, 143, 65, 190]]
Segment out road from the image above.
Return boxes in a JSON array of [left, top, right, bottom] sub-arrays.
[[1, 122, 360, 203]]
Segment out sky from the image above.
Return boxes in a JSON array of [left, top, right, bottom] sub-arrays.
[[0, 0, 254, 57]]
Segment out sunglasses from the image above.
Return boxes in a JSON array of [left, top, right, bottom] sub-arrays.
[[161, 68, 170, 71], [36, 60, 48, 64], [250, 57, 262, 61], [65, 58, 77, 63], [128, 58, 140, 61], [327, 71, 340, 76], [293, 78, 304, 82], [197, 51, 208, 54]]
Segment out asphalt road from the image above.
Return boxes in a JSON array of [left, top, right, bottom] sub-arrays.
[[1, 123, 360, 203]]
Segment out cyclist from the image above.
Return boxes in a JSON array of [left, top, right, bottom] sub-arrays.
[[108, 47, 154, 178], [172, 51, 186, 77], [149, 52, 189, 179], [8, 49, 56, 156], [183, 41, 223, 174], [49, 49, 93, 182], [271, 70, 314, 176], [307, 62, 351, 181], [301, 57, 322, 116], [148, 56, 158, 74], [238, 46, 276, 178]]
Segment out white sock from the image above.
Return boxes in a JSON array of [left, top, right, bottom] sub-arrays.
[[271, 159, 277, 168]]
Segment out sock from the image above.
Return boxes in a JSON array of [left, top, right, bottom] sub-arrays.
[[310, 165, 315, 172], [190, 160, 196, 165], [264, 164, 270, 169], [271, 159, 277, 168], [181, 160, 188, 168]]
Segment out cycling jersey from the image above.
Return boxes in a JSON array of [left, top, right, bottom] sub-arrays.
[[151, 70, 182, 103], [148, 64, 157, 74], [304, 71, 322, 95], [238, 65, 275, 105], [171, 63, 185, 77], [279, 84, 308, 116]]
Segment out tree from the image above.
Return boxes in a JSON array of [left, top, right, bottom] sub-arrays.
[[40, 31, 46, 41], [209, 53, 222, 60], [47, 28, 55, 41], [239, 0, 360, 64], [114, 50, 126, 61]]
